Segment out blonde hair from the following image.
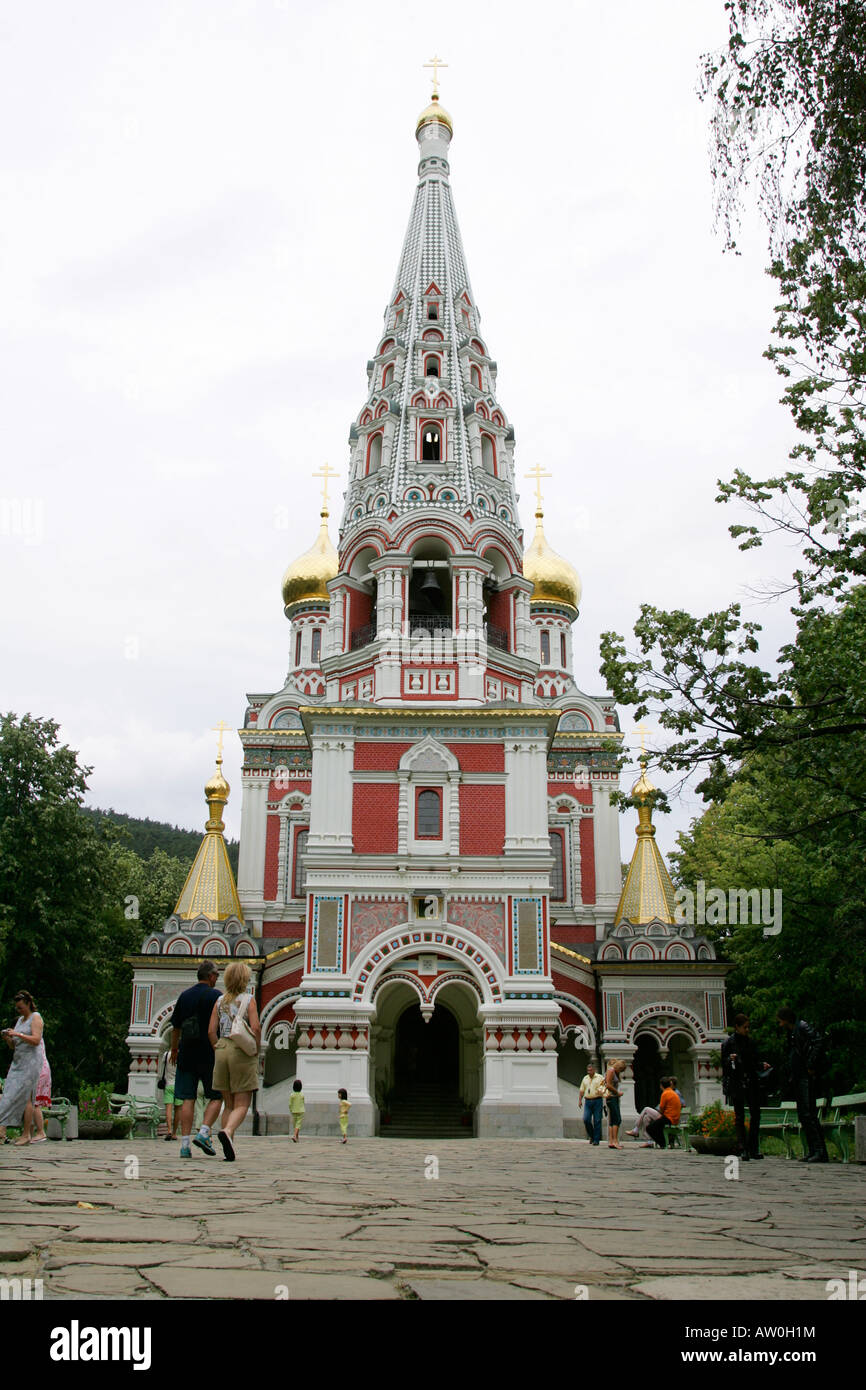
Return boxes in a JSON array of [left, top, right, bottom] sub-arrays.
[[220, 961, 251, 1010]]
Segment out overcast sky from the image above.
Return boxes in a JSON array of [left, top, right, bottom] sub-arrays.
[[0, 0, 800, 858]]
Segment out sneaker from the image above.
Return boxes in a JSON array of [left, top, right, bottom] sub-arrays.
[[164, 1133, 176, 1142], [180, 1147, 191, 1159], [217, 1130, 235, 1162], [806, 1152, 829, 1163], [192, 1134, 216, 1156]]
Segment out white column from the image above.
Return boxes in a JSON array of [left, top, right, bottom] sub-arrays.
[[237, 777, 268, 927], [308, 735, 355, 851], [592, 777, 623, 913]]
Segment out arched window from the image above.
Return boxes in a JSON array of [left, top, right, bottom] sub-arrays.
[[416, 789, 442, 838], [293, 829, 309, 899], [481, 434, 495, 475], [367, 433, 382, 474], [311, 629, 321, 663], [549, 832, 566, 900], [540, 631, 551, 665], [560, 634, 567, 667], [380, 339, 395, 354], [394, 308, 403, 328], [421, 424, 441, 462], [471, 365, 482, 390], [424, 355, 440, 377], [427, 302, 439, 321], [294, 631, 302, 667], [382, 364, 394, 388]]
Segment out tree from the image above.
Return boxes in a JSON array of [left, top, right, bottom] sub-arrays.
[[0, 714, 141, 1099], [600, 0, 866, 803]]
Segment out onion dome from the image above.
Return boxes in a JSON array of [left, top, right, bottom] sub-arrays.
[[523, 508, 582, 618], [281, 507, 338, 617], [416, 93, 453, 137]]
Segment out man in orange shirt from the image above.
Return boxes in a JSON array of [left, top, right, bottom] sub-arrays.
[[645, 1081, 682, 1149]]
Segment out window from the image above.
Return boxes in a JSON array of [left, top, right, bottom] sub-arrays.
[[424, 355, 440, 377], [427, 303, 439, 320], [471, 365, 482, 390], [315, 900, 340, 970], [422, 425, 441, 462], [560, 634, 567, 667], [394, 308, 403, 327], [416, 789, 442, 838], [708, 994, 725, 1030], [382, 364, 394, 388], [481, 434, 495, 475], [367, 432, 382, 474], [294, 631, 302, 666], [293, 829, 309, 899], [517, 902, 540, 970], [311, 629, 321, 663], [540, 631, 551, 665], [549, 832, 565, 900]]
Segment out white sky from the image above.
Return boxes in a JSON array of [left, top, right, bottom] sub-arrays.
[[0, 0, 800, 858]]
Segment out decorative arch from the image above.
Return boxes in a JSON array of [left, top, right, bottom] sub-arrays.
[[259, 988, 302, 1042], [552, 990, 596, 1040], [166, 938, 192, 955], [599, 943, 623, 961], [350, 922, 503, 1007], [371, 972, 426, 1008], [625, 1001, 708, 1045], [399, 735, 459, 774], [429, 972, 485, 1008], [628, 942, 655, 961], [422, 328, 443, 342]]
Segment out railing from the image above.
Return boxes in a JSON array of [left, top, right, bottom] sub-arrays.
[[409, 613, 453, 634], [485, 623, 509, 651], [350, 623, 376, 651]]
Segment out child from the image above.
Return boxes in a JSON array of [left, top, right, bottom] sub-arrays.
[[289, 1078, 304, 1143], [338, 1087, 351, 1144]]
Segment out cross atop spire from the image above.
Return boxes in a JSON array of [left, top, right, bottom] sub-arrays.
[[423, 54, 448, 96], [634, 721, 652, 760], [312, 462, 338, 515], [525, 463, 552, 513], [211, 720, 231, 762]]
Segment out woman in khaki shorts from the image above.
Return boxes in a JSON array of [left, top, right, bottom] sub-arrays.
[[208, 961, 261, 1162]]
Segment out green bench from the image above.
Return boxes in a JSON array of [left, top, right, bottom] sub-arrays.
[[822, 1093, 866, 1163], [666, 1108, 690, 1149], [42, 1096, 73, 1140], [110, 1093, 162, 1139]]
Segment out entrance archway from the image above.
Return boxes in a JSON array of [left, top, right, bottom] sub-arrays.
[[395, 1003, 458, 1087], [633, 1033, 664, 1111], [667, 1033, 696, 1109]]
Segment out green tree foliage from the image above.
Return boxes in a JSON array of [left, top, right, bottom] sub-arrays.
[[80, 806, 239, 875], [0, 714, 142, 1099], [600, 0, 866, 803]]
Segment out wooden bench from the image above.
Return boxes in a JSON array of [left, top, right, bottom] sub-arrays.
[[42, 1096, 72, 1140], [665, 1108, 690, 1149], [823, 1093, 866, 1163]]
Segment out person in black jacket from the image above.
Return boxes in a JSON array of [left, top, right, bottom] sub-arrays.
[[777, 1007, 829, 1163], [721, 1014, 770, 1161]]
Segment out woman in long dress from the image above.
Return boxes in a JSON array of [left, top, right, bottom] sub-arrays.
[[23, 1041, 52, 1143], [0, 992, 45, 1146]]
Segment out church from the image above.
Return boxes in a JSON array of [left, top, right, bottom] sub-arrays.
[[126, 86, 729, 1136]]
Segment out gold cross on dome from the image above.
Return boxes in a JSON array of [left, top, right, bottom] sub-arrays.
[[312, 462, 338, 512], [525, 463, 552, 511], [211, 720, 231, 761], [634, 722, 652, 759], [423, 54, 448, 95]]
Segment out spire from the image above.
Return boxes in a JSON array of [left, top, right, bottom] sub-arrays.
[[613, 758, 678, 927], [173, 745, 243, 923], [339, 77, 520, 544]]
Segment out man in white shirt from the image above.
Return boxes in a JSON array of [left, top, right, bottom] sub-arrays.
[[578, 1063, 606, 1146]]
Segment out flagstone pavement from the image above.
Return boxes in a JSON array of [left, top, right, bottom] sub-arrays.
[[2, 1139, 863, 1301]]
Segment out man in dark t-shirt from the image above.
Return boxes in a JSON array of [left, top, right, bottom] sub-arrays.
[[170, 962, 221, 1158]]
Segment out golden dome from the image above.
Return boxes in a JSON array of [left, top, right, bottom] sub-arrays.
[[281, 509, 338, 614], [631, 764, 656, 800], [523, 509, 582, 616], [204, 760, 230, 804], [416, 94, 453, 137]]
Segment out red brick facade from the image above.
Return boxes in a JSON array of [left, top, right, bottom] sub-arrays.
[[352, 783, 400, 852], [447, 743, 505, 772], [354, 742, 412, 770], [459, 784, 505, 854], [263, 814, 281, 901], [579, 817, 596, 904]]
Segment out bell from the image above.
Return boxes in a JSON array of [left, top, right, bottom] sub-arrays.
[[420, 569, 440, 594]]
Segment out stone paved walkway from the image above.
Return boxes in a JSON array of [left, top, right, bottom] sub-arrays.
[[2, 1139, 863, 1300]]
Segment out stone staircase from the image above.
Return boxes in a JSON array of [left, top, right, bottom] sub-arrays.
[[382, 1083, 473, 1139]]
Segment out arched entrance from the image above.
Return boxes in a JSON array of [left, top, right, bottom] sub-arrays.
[[371, 978, 482, 1138], [395, 1003, 458, 1087], [633, 1033, 664, 1111], [667, 1033, 696, 1109]]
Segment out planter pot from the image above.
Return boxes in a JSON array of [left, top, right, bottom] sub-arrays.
[[78, 1120, 113, 1139], [111, 1119, 134, 1139], [689, 1134, 738, 1156]]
